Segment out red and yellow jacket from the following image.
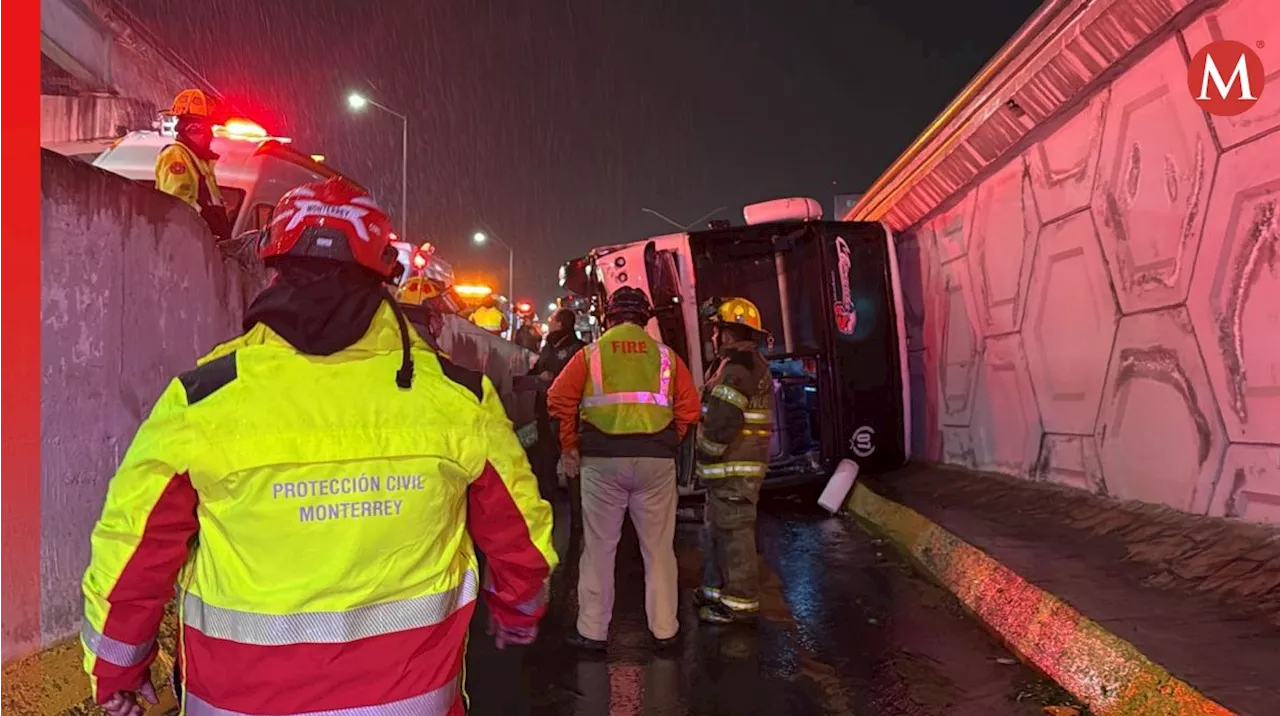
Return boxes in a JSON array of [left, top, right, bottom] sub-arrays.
[[81, 304, 557, 715]]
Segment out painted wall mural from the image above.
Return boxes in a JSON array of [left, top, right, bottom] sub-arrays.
[[897, 1, 1280, 525]]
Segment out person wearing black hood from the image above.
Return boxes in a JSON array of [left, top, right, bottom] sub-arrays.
[[529, 308, 587, 553], [81, 177, 556, 716], [154, 89, 232, 241]]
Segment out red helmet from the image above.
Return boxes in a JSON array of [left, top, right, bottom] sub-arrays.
[[259, 178, 400, 280]]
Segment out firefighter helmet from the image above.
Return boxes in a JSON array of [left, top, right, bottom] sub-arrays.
[[604, 286, 652, 324], [258, 177, 400, 280], [167, 89, 215, 118], [702, 296, 767, 334]]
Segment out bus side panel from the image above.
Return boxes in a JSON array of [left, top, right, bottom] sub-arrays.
[[818, 222, 908, 473]]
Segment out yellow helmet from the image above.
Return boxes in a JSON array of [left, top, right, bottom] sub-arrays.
[[395, 275, 438, 307], [703, 296, 767, 333], [167, 89, 214, 118]]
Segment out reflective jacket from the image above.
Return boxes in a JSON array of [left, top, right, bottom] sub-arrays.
[[695, 340, 775, 480], [547, 323, 701, 459], [155, 142, 231, 240], [81, 304, 557, 715], [470, 306, 506, 334]]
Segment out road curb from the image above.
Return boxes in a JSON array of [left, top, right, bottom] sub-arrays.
[[845, 483, 1235, 716]]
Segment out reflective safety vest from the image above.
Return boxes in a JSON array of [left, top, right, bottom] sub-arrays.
[[471, 306, 505, 332], [579, 323, 674, 436]]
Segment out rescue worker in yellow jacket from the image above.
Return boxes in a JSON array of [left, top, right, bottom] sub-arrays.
[[694, 297, 776, 625], [81, 177, 557, 716], [155, 88, 232, 241], [547, 287, 702, 650], [470, 296, 508, 336]]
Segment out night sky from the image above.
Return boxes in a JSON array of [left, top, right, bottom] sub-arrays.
[[120, 0, 1040, 307]]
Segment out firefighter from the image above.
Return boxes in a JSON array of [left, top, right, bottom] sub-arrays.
[[81, 177, 557, 716], [155, 88, 232, 241], [694, 296, 776, 625], [470, 295, 508, 336], [547, 287, 701, 650]]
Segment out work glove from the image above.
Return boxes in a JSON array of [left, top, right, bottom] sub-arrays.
[[557, 448, 581, 480], [101, 680, 158, 716], [488, 612, 538, 649]]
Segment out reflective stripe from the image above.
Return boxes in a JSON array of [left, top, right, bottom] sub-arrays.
[[696, 461, 768, 479], [739, 428, 770, 437], [700, 586, 722, 601], [511, 581, 550, 617], [587, 344, 604, 393], [582, 344, 672, 409], [80, 621, 154, 667], [719, 594, 760, 612], [710, 384, 748, 409], [184, 569, 478, 646], [184, 679, 459, 716], [581, 391, 670, 408], [742, 410, 772, 425], [697, 435, 728, 456]]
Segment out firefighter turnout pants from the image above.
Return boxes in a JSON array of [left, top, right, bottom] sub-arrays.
[[577, 456, 680, 641], [701, 475, 764, 613]]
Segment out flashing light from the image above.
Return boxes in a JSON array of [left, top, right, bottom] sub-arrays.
[[389, 233, 398, 241], [455, 284, 493, 298], [516, 301, 533, 314], [214, 117, 291, 144], [412, 251, 429, 270], [547, 302, 558, 312], [311, 154, 326, 163]]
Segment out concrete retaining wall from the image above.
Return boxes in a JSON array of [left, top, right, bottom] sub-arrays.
[[21, 151, 265, 660], [898, 0, 1280, 525]]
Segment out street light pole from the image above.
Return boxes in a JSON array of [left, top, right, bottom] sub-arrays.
[[348, 93, 408, 234], [473, 228, 516, 333]]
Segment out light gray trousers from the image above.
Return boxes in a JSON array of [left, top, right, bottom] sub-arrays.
[[576, 456, 679, 641]]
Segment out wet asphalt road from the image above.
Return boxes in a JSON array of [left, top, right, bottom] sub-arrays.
[[465, 491, 1083, 716]]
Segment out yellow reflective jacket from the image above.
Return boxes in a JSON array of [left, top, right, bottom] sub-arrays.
[[155, 142, 224, 213], [81, 303, 557, 715], [470, 305, 506, 333]]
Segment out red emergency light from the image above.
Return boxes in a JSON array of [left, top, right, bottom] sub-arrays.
[[215, 117, 292, 144], [516, 301, 533, 314]]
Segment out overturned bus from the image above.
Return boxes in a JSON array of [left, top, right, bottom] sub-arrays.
[[558, 197, 911, 497]]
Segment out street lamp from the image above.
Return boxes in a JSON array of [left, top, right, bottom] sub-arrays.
[[472, 228, 515, 331], [347, 92, 408, 235], [547, 302, 558, 312]]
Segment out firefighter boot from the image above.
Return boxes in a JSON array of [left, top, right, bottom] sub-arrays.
[[698, 599, 760, 625]]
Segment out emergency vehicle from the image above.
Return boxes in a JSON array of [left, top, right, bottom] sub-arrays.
[[557, 197, 910, 497], [92, 116, 362, 240]]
